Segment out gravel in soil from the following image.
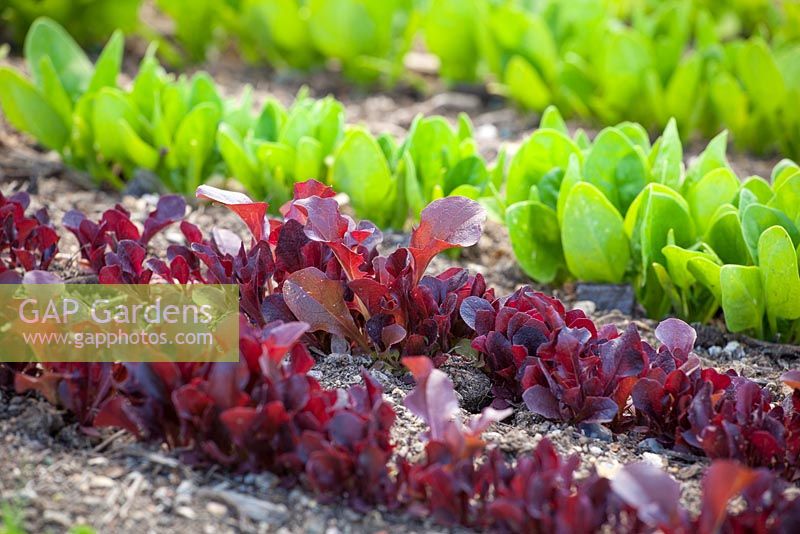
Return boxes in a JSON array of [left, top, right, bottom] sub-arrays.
[[0, 50, 793, 533]]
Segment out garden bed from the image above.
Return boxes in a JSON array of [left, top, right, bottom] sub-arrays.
[[3, 24, 800, 530]]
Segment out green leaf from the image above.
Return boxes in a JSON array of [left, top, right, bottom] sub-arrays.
[[616, 122, 651, 152], [705, 204, 751, 265], [652, 262, 682, 316], [308, 0, 382, 62], [720, 264, 764, 336], [574, 129, 591, 150], [506, 200, 565, 283], [650, 118, 683, 190], [741, 203, 800, 264], [735, 38, 786, 115], [88, 30, 124, 93], [665, 52, 703, 134], [457, 112, 475, 142], [686, 167, 740, 235], [0, 68, 69, 151], [768, 174, 800, 227], [217, 123, 259, 196], [255, 98, 287, 142], [407, 116, 459, 199], [561, 182, 630, 283], [741, 176, 773, 204], [600, 28, 652, 115], [92, 87, 141, 161], [772, 159, 799, 189], [223, 85, 254, 136], [504, 55, 551, 111], [539, 105, 568, 135], [625, 184, 695, 280], [280, 104, 314, 147], [506, 129, 581, 206], [583, 127, 648, 214], [174, 102, 221, 191], [449, 184, 482, 199], [684, 131, 729, 191], [313, 98, 344, 156], [188, 72, 222, 112], [256, 142, 295, 205], [118, 119, 160, 170], [478, 182, 505, 223], [331, 128, 396, 226], [131, 55, 166, 122], [662, 244, 719, 290], [758, 225, 800, 327], [536, 168, 564, 210], [556, 154, 582, 225], [24, 17, 92, 100], [423, 0, 479, 81], [490, 147, 507, 190], [709, 71, 748, 136], [294, 136, 323, 182], [443, 156, 488, 196], [37, 56, 73, 128], [398, 151, 424, 222], [687, 256, 723, 301]]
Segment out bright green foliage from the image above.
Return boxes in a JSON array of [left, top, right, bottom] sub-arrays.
[[331, 113, 501, 228], [561, 182, 629, 283], [0, 0, 140, 46], [0, 19, 237, 193], [159, 0, 417, 84], [425, 0, 800, 158], [0, 19, 497, 224], [218, 90, 345, 208], [504, 107, 800, 342]]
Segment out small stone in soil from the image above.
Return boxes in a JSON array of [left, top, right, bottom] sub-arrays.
[[578, 422, 613, 442], [575, 283, 635, 315]]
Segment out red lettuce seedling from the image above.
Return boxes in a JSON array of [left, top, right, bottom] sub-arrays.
[[0, 191, 58, 274], [684, 373, 800, 480], [194, 181, 490, 361], [95, 316, 396, 508], [64, 195, 185, 274], [613, 460, 800, 533], [398, 355, 611, 530], [15, 363, 119, 432], [462, 287, 622, 414]]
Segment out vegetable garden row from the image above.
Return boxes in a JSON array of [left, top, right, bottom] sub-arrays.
[[3, 0, 800, 157], [1, 3, 800, 533]]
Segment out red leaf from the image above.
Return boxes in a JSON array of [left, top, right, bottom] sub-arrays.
[[611, 462, 684, 528], [283, 267, 366, 347], [697, 461, 760, 534], [141, 195, 186, 245], [408, 197, 485, 281], [261, 321, 310, 363], [196, 185, 268, 241], [781, 370, 800, 390], [402, 356, 459, 441]]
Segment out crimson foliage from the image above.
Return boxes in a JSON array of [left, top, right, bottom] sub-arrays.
[[0, 191, 58, 280], [463, 290, 800, 476], [195, 181, 491, 362], [400, 355, 800, 533], [92, 317, 396, 508], [398, 355, 612, 530], [63, 195, 186, 281]]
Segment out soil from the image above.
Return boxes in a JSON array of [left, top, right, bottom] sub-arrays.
[[0, 45, 795, 533]]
